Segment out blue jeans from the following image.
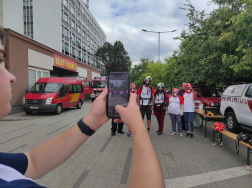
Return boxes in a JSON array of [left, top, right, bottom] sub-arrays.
[[169, 114, 182, 133], [184, 112, 194, 132]]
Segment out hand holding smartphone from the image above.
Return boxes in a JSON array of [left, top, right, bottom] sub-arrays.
[[106, 72, 130, 118]]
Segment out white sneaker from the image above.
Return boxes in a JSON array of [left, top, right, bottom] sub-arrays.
[[180, 133, 183, 137], [148, 129, 153, 135], [171, 132, 176, 136]]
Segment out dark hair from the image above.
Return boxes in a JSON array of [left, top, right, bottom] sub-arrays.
[[0, 27, 6, 45]]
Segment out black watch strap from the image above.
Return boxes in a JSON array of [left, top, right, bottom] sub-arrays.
[[77, 119, 95, 136]]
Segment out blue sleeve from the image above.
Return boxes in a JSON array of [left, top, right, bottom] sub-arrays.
[[0, 152, 28, 175], [0, 179, 46, 188], [178, 89, 185, 97]]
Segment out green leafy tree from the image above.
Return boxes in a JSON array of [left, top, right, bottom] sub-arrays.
[[95, 41, 131, 75], [129, 58, 151, 88], [164, 0, 252, 87]]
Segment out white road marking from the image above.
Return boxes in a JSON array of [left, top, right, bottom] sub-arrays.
[[165, 166, 252, 188]]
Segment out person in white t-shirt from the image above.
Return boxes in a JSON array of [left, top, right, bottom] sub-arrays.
[[168, 89, 184, 136], [182, 83, 197, 138]]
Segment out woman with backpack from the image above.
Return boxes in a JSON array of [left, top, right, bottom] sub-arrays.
[[154, 82, 169, 135]]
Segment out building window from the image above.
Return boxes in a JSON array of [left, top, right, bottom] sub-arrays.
[[87, 35, 89, 41], [64, 0, 68, 7], [71, 20, 75, 29], [23, 0, 33, 39], [83, 54, 86, 61], [72, 34, 75, 42], [77, 26, 81, 33], [62, 41, 64, 50], [28, 68, 50, 90], [64, 28, 68, 36], [77, 38, 81, 45], [64, 13, 68, 22], [65, 43, 69, 51], [78, 51, 81, 58], [70, 6, 74, 15], [72, 47, 75, 55]]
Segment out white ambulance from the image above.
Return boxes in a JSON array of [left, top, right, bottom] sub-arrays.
[[220, 84, 252, 132]]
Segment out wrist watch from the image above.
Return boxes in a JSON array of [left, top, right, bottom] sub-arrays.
[[77, 119, 95, 136]]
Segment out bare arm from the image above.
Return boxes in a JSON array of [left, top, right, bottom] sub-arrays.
[[115, 94, 165, 188], [181, 104, 184, 111], [24, 88, 109, 179]]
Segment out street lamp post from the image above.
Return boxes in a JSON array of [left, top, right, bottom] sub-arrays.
[[142, 29, 176, 61]]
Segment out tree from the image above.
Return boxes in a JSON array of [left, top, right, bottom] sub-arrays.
[[95, 41, 131, 75], [164, 0, 252, 87], [129, 58, 151, 88]]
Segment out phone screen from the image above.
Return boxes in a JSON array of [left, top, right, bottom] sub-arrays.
[[107, 72, 130, 118]]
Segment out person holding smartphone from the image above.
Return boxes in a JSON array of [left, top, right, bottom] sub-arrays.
[[0, 38, 164, 188], [137, 76, 155, 134]]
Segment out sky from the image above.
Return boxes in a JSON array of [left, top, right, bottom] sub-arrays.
[[89, 0, 219, 63]]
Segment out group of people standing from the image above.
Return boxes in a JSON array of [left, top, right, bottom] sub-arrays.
[[111, 77, 197, 138], [111, 89, 126, 98]]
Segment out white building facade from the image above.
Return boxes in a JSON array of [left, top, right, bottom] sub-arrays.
[[3, 0, 106, 70]]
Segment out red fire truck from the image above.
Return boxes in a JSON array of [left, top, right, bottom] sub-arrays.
[[90, 76, 108, 102]]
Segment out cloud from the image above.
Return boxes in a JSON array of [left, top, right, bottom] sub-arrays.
[[89, 0, 218, 62]]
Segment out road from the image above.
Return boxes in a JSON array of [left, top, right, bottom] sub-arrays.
[[1, 101, 252, 188]]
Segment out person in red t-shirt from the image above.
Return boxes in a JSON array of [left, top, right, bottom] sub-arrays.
[[168, 88, 184, 136], [154, 83, 169, 135], [137, 76, 155, 134], [182, 83, 197, 138]]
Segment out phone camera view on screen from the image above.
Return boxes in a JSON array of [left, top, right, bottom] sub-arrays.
[[107, 72, 129, 118]]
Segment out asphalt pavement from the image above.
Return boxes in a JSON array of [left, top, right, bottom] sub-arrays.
[[1, 101, 252, 188]]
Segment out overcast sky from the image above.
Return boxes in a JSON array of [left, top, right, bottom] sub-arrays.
[[89, 0, 218, 63]]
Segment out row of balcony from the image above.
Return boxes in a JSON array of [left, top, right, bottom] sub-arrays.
[[62, 49, 98, 68], [61, 3, 104, 45], [61, 19, 98, 50], [62, 2, 106, 42]]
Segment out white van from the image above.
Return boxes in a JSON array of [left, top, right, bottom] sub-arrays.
[[220, 84, 252, 132]]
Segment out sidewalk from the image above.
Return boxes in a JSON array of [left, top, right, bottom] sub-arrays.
[[1, 102, 252, 187]]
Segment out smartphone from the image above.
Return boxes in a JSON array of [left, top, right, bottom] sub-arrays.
[[106, 72, 130, 118]]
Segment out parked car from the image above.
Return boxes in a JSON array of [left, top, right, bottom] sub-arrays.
[[22, 77, 84, 115], [220, 83, 252, 132], [192, 86, 221, 110]]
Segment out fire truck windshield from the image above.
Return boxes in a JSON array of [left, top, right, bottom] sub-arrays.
[[91, 81, 108, 88]]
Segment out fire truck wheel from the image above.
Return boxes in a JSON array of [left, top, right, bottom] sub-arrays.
[[226, 111, 240, 132], [77, 100, 82, 109]]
